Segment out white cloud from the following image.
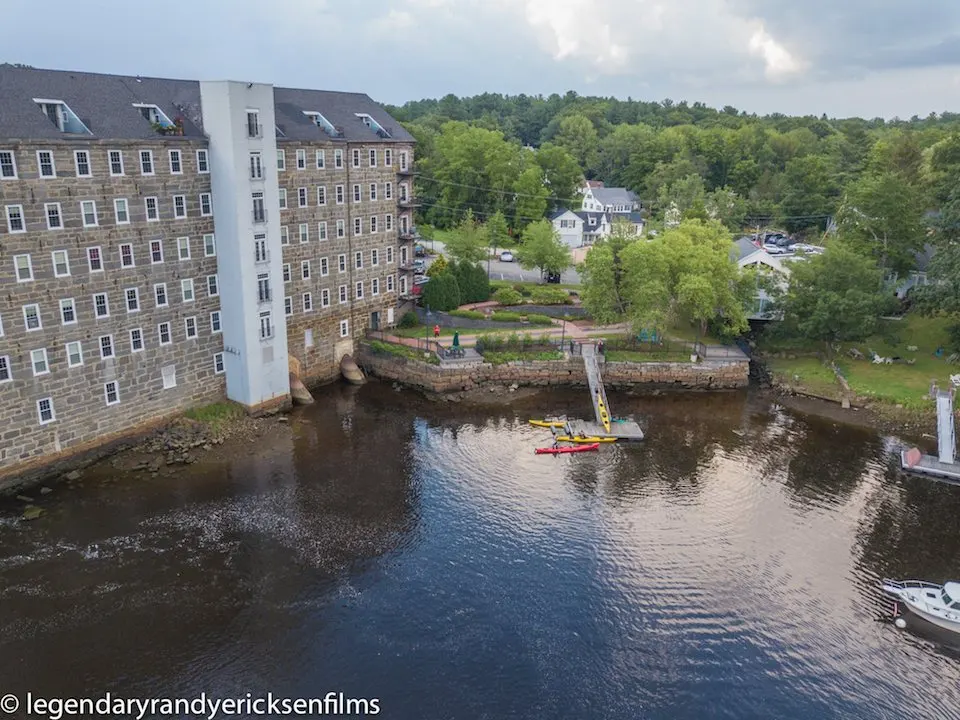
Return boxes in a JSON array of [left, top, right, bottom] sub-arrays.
[[748, 22, 808, 81], [522, 0, 629, 69], [372, 8, 415, 35]]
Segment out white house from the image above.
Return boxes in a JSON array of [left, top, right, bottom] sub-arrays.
[[733, 237, 809, 319], [549, 209, 645, 248], [580, 182, 640, 215]]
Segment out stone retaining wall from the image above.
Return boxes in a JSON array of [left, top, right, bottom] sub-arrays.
[[357, 347, 749, 393]]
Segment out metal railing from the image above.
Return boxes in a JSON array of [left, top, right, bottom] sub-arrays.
[[247, 123, 263, 139], [882, 579, 942, 591], [397, 163, 415, 175], [252, 209, 268, 224], [694, 341, 747, 359]]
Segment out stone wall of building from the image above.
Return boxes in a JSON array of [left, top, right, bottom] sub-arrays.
[[357, 347, 750, 393], [277, 140, 414, 384], [0, 139, 225, 483]]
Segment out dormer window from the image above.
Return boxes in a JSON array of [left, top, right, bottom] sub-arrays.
[[133, 103, 182, 136], [33, 99, 91, 134], [589, 217, 596, 227], [356, 113, 390, 138], [303, 111, 342, 138]]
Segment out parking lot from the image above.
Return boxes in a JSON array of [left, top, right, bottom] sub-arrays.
[[422, 241, 581, 285]]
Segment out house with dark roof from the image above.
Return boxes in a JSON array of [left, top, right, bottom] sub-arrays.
[[580, 181, 640, 215], [549, 208, 645, 248], [0, 64, 414, 487]]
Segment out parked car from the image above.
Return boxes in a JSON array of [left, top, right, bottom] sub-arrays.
[[412, 259, 426, 273], [544, 271, 561, 284], [414, 244, 426, 257], [500, 251, 514, 262]]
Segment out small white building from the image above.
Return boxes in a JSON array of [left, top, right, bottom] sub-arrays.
[[580, 182, 640, 214], [550, 208, 645, 248]]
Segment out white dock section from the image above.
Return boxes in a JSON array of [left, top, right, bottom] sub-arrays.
[[902, 384, 959, 481], [937, 389, 956, 465]]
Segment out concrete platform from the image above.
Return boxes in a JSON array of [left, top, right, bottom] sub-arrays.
[[564, 419, 645, 441], [901, 450, 960, 484]]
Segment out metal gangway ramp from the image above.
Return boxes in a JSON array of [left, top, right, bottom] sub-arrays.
[[937, 387, 956, 465], [901, 383, 959, 482], [561, 342, 644, 441]]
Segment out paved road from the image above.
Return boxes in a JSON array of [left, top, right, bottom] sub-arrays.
[[421, 239, 582, 285]]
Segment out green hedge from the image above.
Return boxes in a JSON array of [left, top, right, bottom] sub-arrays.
[[493, 288, 523, 306], [530, 287, 570, 305], [421, 273, 461, 311]]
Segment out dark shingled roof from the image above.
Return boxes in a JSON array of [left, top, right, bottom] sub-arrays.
[[0, 64, 413, 144]]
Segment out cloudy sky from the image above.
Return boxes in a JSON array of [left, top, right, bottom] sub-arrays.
[[4, 0, 959, 118]]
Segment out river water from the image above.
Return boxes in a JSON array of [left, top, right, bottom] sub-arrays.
[[2, 384, 960, 719]]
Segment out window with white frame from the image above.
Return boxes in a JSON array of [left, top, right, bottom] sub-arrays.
[[320, 289, 330, 307], [140, 150, 154, 175], [369, 183, 378, 202], [277, 149, 285, 171], [23, 304, 42, 331], [150, 240, 164, 264], [204, 233, 216, 257], [109, 150, 124, 176], [59, 298, 76, 324], [177, 236, 191, 260], [278, 188, 287, 210], [74, 150, 92, 177], [355, 281, 364, 299], [385, 182, 393, 200], [298, 187, 307, 207], [31, 348, 49, 375], [355, 250, 363, 269], [249, 151, 263, 180], [81, 200, 98, 227], [339, 285, 347, 304], [340, 319, 349, 337], [184, 316, 198, 339], [0, 150, 18, 178], [352, 149, 360, 168], [155, 283, 168, 307], [372, 277, 380, 296], [0, 313, 5, 337], [317, 186, 326, 205], [387, 274, 395, 292], [386, 149, 393, 166], [353, 184, 361, 203], [120, 243, 135, 267], [247, 111, 261, 138], [371, 249, 379, 266], [161, 365, 177, 389], [386, 246, 394, 263], [385, 214, 393, 231], [254, 235, 267, 263], [181, 279, 195, 303], [354, 217, 362, 236], [169, 149, 182, 174], [299, 223, 309, 243], [125, 287, 140, 312], [145, 196, 159, 221], [210, 311, 222, 333], [399, 151, 408, 171], [303, 292, 313, 312], [0, 355, 9, 383], [173, 195, 186, 219], [369, 149, 377, 167], [259, 311, 273, 340], [197, 149, 209, 173], [282, 264, 291, 283], [320, 257, 329, 276], [66, 341, 83, 367], [114, 198, 129, 224], [207, 274, 218, 297], [399, 275, 407, 294], [336, 185, 344, 204], [280, 226, 289, 245], [334, 149, 343, 168], [130, 328, 144, 352], [52, 249, 70, 277], [99, 334, 115, 358], [258, 272, 272, 303], [37, 150, 56, 177], [305, 328, 314, 348], [338, 254, 346, 272], [301, 260, 311, 279], [214, 352, 225, 374], [200, 193, 212, 216], [158, 322, 172, 345], [104, 380, 120, 406], [316, 150, 325, 168], [37, 397, 55, 425], [42, 202, 63, 230], [296, 149, 306, 169], [370, 216, 378, 233], [337, 219, 345, 238], [318, 221, 327, 241], [6, 204, 26, 233], [93, 292, 109, 318], [87, 246, 103, 272]]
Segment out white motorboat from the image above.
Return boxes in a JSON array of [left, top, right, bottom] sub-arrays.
[[882, 578, 960, 632]]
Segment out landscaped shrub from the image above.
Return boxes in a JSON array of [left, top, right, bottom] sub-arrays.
[[398, 311, 420, 329], [493, 288, 523, 306], [513, 284, 532, 297], [524, 313, 555, 325], [420, 272, 461, 311], [491, 311, 523, 322], [449, 309, 486, 320], [426, 254, 449, 277], [452, 261, 491, 304], [948, 322, 960, 353], [530, 286, 570, 305]]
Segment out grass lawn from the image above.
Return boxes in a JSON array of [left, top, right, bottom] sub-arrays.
[[481, 349, 564, 365], [183, 401, 245, 432], [490, 279, 581, 292], [393, 325, 549, 340], [663, 323, 725, 346], [367, 340, 440, 365], [766, 357, 843, 400], [606, 349, 693, 363]]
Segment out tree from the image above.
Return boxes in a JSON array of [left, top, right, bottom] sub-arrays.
[[552, 114, 599, 171], [836, 171, 926, 276], [778, 244, 888, 350], [513, 166, 549, 228], [534, 143, 583, 209], [485, 210, 509, 251], [443, 211, 488, 265], [450, 259, 491, 304], [420, 272, 461, 311], [516, 220, 571, 278], [915, 175, 960, 323], [579, 221, 640, 323], [426, 254, 449, 277], [778, 155, 836, 232]]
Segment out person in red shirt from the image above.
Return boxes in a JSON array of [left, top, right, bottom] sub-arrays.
[[433, 324, 440, 338]]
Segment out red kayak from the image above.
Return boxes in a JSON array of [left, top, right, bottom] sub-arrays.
[[535, 443, 600, 455]]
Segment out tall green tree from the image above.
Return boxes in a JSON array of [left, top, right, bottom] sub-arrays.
[[534, 143, 583, 209], [485, 210, 510, 251], [915, 172, 960, 328], [512, 166, 549, 228], [778, 155, 837, 232], [517, 220, 571, 278], [443, 211, 488, 265], [578, 221, 640, 323], [778, 244, 888, 350], [552, 114, 599, 171]]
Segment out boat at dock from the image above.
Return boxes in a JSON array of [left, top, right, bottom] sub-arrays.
[[529, 419, 567, 428], [536, 443, 600, 455], [554, 435, 617, 444], [882, 578, 960, 633]]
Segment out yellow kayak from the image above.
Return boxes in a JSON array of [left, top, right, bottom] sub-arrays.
[[556, 436, 616, 444], [597, 396, 611, 433], [529, 419, 566, 428]]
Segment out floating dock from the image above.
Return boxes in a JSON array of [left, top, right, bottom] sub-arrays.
[[902, 383, 959, 482]]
